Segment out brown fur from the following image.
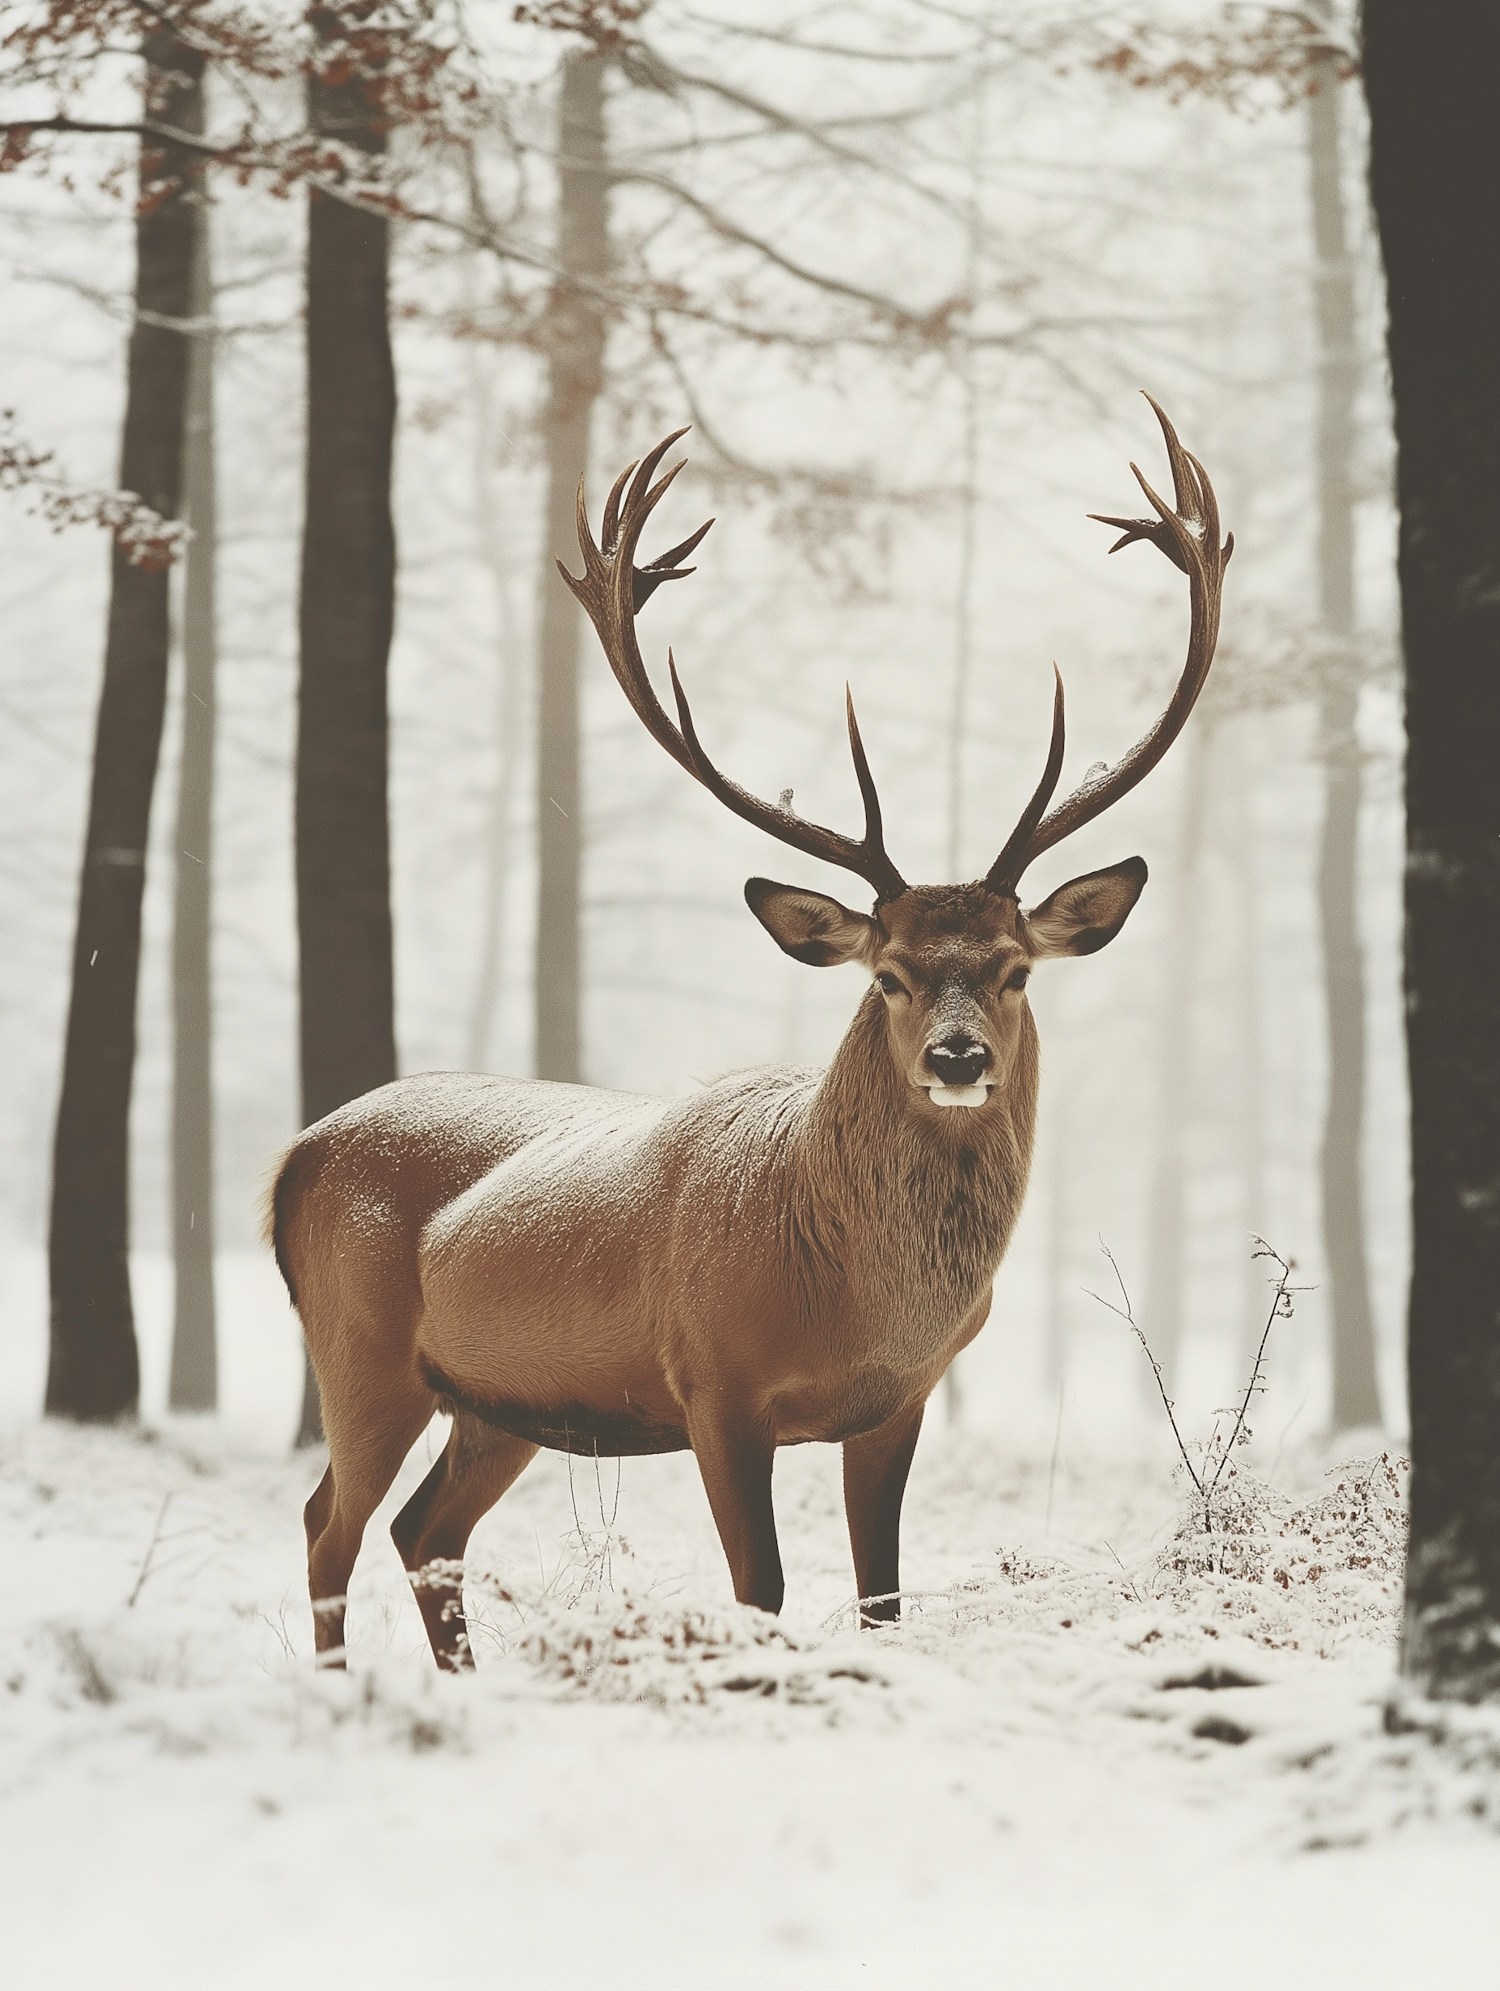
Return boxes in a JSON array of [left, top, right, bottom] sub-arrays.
[[276, 868, 1147, 1670]]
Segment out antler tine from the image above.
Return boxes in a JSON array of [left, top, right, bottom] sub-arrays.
[[645, 518, 715, 572], [667, 657, 908, 902], [1087, 400, 1218, 576], [617, 428, 691, 553], [600, 458, 637, 553], [844, 687, 884, 852], [634, 515, 714, 612], [573, 466, 605, 571], [984, 667, 1066, 896], [565, 429, 910, 903], [558, 433, 704, 783], [986, 398, 1232, 896], [844, 688, 908, 900], [1143, 390, 1200, 524]]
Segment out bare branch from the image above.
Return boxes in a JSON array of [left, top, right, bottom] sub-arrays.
[[1086, 1240, 1204, 1499], [612, 166, 962, 338]]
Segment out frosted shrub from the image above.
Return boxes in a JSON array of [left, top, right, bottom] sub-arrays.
[[1268, 1452, 1408, 1596], [1147, 1452, 1409, 1653], [1153, 1456, 1291, 1584], [515, 1590, 800, 1704]]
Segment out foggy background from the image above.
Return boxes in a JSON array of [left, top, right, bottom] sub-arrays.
[[0, 1, 1402, 1451]]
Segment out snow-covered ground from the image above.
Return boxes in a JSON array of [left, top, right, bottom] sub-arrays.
[[5, 1336, 1499, 1991]]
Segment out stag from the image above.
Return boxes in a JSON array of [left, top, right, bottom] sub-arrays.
[[271, 398, 1230, 1670]]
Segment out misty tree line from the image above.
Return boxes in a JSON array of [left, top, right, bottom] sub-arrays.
[[11, 0, 1031, 1439], [6, 0, 1500, 1701]]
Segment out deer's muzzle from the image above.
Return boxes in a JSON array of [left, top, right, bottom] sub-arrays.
[[923, 1034, 994, 1107]]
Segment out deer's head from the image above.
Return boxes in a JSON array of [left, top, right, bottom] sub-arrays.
[[743, 866, 1146, 1111], [562, 401, 1232, 1113]]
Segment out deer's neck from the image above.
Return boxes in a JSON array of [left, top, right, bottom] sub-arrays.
[[801, 989, 1039, 1329]]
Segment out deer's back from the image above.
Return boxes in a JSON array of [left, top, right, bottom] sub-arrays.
[[269, 1071, 659, 1332], [414, 1065, 820, 1372]]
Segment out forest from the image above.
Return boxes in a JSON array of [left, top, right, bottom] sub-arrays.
[[2, 2, 1498, 1985]]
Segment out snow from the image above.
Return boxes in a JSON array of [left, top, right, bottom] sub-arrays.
[[4, 1356, 1499, 1990]]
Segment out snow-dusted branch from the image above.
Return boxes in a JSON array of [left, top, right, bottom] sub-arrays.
[[0, 409, 190, 569], [1088, 4, 1358, 114]]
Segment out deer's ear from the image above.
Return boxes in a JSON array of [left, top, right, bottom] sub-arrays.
[[1021, 856, 1148, 958], [745, 878, 879, 967]]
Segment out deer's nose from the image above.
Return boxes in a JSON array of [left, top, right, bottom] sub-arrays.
[[925, 1034, 993, 1089]]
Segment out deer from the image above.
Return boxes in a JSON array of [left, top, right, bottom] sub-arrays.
[[270, 397, 1230, 1671]]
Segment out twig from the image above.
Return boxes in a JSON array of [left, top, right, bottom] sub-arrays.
[[126, 1492, 173, 1609], [818, 1587, 952, 1635], [594, 1449, 622, 1534], [259, 1602, 297, 1661], [1086, 1240, 1203, 1499], [564, 1439, 585, 1543], [1206, 1236, 1303, 1496], [1103, 1539, 1143, 1605], [1089, 1235, 1303, 1568], [563, 1441, 622, 1597], [1044, 1377, 1065, 1541]]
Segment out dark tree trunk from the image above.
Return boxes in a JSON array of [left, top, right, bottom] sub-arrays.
[[169, 209, 218, 1413], [294, 43, 398, 1445], [1365, 2, 1500, 1700], [1309, 46, 1380, 1429], [46, 33, 204, 1422], [535, 48, 608, 1083]]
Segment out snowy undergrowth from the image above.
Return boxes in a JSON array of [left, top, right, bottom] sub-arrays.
[[0, 1418, 1426, 1795], [2, 1417, 1496, 1988]]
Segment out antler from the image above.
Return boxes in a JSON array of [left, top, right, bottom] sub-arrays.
[[984, 394, 1233, 898], [559, 429, 910, 904]]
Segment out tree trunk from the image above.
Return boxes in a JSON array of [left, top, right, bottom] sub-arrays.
[[168, 207, 218, 1413], [465, 311, 524, 1073], [1222, 722, 1269, 1366], [535, 48, 608, 1083], [294, 45, 398, 1445], [46, 32, 204, 1422], [1142, 719, 1208, 1389], [1309, 44, 1380, 1429], [1365, 2, 1500, 1700], [942, 75, 986, 1429]]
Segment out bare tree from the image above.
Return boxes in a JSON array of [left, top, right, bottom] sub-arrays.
[[46, 27, 204, 1422], [168, 200, 218, 1412], [1365, 0, 1500, 1703], [1092, 3, 1379, 1425], [466, 5, 1020, 1089], [534, 44, 608, 1082], [1141, 718, 1209, 1388], [464, 277, 526, 1074], [5, 1, 470, 1426], [293, 8, 400, 1445], [1307, 24, 1379, 1428]]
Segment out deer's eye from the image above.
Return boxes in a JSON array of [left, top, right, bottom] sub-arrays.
[[1006, 966, 1031, 992], [876, 972, 908, 999]]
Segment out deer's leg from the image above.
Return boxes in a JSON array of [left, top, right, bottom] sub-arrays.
[[305, 1378, 434, 1668], [687, 1403, 784, 1614], [391, 1413, 538, 1671], [843, 1398, 925, 1627]]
